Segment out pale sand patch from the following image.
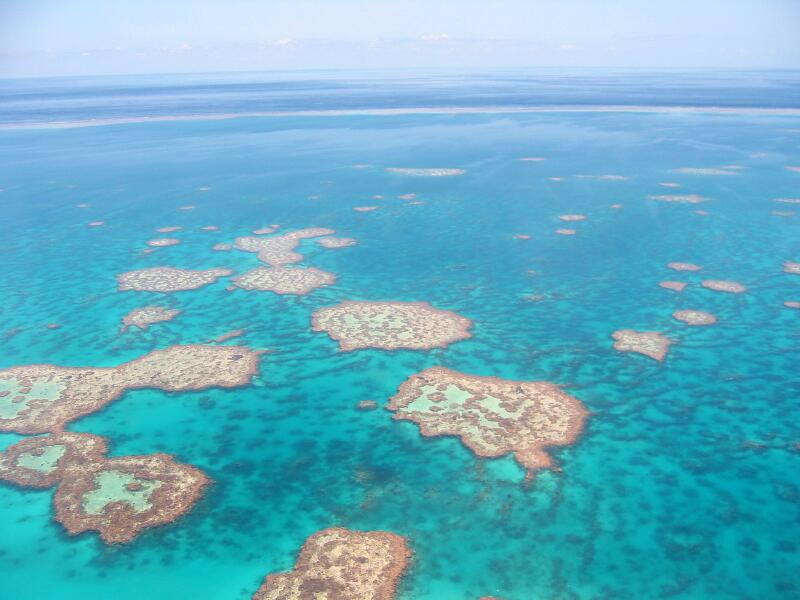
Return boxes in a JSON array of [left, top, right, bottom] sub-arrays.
[[387, 366, 588, 477], [252, 528, 410, 600], [612, 330, 672, 361], [673, 310, 717, 325], [702, 280, 747, 293]]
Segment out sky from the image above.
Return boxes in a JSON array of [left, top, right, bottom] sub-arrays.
[[1, 0, 799, 77]]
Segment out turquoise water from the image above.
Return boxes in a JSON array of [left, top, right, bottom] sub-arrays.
[[1, 77, 800, 599]]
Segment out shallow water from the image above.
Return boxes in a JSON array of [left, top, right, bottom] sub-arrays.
[[0, 73, 799, 599]]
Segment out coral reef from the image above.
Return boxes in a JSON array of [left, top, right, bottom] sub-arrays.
[[233, 266, 336, 295], [387, 367, 588, 476], [312, 301, 472, 351], [612, 330, 672, 361], [673, 310, 717, 325], [252, 527, 411, 600], [783, 261, 800, 274], [234, 228, 335, 267], [386, 167, 465, 176], [0, 345, 262, 433], [668, 262, 702, 272], [701, 280, 747, 293], [649, 195, 708, 204], [146, 238, 181, 247], [317, 236, 357, 248], [54, 452, 209, 544], [118, 267, 232, 292], [659, 281, 687, 292], [121, 306, 181, 331], [558, 214, 586, 221]]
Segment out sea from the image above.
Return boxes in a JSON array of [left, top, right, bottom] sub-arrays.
[[0, 69, 799, 599]]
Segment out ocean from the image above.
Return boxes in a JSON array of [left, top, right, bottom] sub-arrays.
[[0, 70, 799, 599]]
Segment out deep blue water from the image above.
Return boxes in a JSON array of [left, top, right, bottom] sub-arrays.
[[1, 69, 800, 126], [0, 72, 799, 599]]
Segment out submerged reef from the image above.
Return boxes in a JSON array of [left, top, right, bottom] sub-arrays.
[[0, 345, 262, 433], [668, 262, 702, 272], [234, 228, 335, 267], [0, 433, 209, 544], [312, 301, 472, 351], [673, 167, 738, 176], [156, 226, 182, 233], [673, 310, 717, 325], [784, 261, 800, 274], [701, 280, 747, 293], [659, 281, 688, 292], [146, 238, 181, 247], [55, 452, 209, 544], [317, 236, 357, 248], [649, 194, 708, 204], [353, 206, 378, 212], [0, 432, 106, 488], [555, 228, 576, 235], [252, 527, 411, 600], [612, 330, 672, 361], [558, 214, 586, 221], [233, 266, 336, 295], [387, 367, 588, 477], [118, 267, 233, 292], [386, 167, 465, 176], [120, 306, 181, 331]]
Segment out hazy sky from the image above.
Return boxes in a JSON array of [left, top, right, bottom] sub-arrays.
[[1, 0, 799, 77]]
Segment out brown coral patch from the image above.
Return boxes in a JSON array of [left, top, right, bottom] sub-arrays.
[[252, 527, 411, 600], [312, 301, 472, 352], [54, 453, 209, 544], [118, 267, 232, 292], [0, 344, 261, 434], [387, 367, 588, 477], [673, 310, 717, 325], [612, 330, 672, 361], [701, 280, 747, 293]]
